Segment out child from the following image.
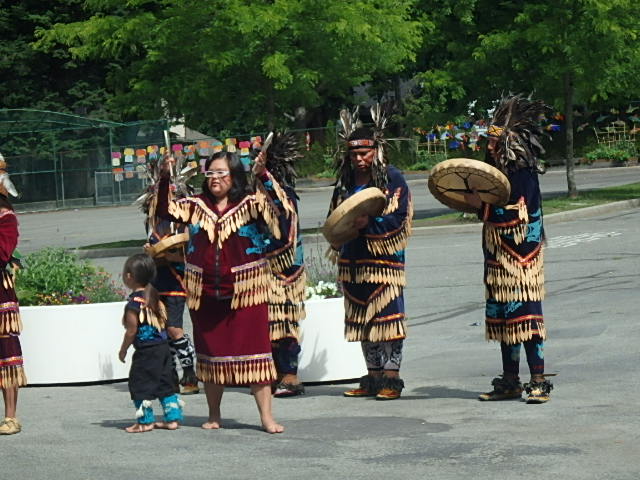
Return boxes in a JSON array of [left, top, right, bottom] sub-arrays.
[[119, 253, 184, 433]]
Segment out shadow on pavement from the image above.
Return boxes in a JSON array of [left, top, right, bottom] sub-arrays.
[[412, 385, 479, 400]]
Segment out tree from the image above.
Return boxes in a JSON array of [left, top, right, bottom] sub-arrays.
[[36, 0, 423, 133], [474, 0, 640, 197], [405, 0, 640, 196], [0, 0, 111, 117]]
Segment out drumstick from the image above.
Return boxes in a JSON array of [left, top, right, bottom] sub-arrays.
[[261, 132, 274, 154], [163, 129, 176, 235]]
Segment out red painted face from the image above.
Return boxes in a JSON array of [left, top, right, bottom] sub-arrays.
[[349, 148, 376, 172]]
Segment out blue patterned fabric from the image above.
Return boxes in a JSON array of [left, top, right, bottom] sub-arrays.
[[125, 291, 167, 348]]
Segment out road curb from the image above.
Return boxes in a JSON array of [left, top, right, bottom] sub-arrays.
[[75, 198, 639, 258], [409, 197, 640, 237], [73, 246, 143, 259]]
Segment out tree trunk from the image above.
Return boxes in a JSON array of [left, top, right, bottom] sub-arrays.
[[563, 71, 577, 198]]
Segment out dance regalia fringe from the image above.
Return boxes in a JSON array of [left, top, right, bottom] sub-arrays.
[[159, 171, 295, 385], [479, 168, 546, 344], [196, 352, 277, 385], [0, 210, 27, 388], [268, 265, 306, 341], [267, 185, 306, 341], [125, 294, 167, 332], [332, 165, 412, 343]]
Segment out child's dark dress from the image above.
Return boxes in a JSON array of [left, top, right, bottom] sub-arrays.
[[125, 291, 175, 401]]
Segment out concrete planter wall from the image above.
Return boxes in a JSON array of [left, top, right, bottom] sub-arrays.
[[298, 297, 365, 383], [20, 302, 130, 385]]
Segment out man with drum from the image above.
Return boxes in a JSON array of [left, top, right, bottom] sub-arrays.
[[463, 94, 553, 404], [326, 119, 413, 401]]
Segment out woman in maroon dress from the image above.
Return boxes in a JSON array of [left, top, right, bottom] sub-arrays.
[[0, 157, 26, 436], [157, 150, 294, 433]]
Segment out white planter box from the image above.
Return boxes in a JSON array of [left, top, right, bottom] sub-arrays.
[[19, 297, 365, 385], [298, 297, 366, 383], [20, 302, 130, 384]]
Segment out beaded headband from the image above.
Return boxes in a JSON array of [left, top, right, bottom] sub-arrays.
[[487, 125, 505, 137], [347, 139, 376, 149]]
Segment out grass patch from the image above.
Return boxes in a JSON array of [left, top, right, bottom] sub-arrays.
[[541, 182, 640, 214]]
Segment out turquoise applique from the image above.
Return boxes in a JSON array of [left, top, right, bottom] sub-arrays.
[[505, 301, 523, 315], [239, 224, 270, 254], [187, 224, 201, 254], [526, 209, 543, 242]]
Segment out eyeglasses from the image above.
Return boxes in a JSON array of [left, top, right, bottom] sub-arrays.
[[204, 170, 230, 178]]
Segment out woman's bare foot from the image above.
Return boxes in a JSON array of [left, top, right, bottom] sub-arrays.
[[125, 423, 154, 433], [262, 420, 284, 434], [201, 418, 222, 429], [154, 421, 179, 430]]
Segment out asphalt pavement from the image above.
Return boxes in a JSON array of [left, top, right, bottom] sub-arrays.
[[3, 191, 639, 479]]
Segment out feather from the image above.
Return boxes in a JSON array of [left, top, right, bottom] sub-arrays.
[[489, 94, 551, 173], [0, 153, 19, 197], [264, 131, 302, 188], [0, 173, 18, 197]]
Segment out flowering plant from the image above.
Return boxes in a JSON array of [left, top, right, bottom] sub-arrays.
[[14, 248, 126, 306], [306, 280, 341, 300], [304, 232, 342, 300]]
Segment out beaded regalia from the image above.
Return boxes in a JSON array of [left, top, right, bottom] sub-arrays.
[[481, 94, 551, 343], [328, 105, 413, 343]]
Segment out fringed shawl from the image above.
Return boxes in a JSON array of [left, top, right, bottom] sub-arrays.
[[162, 172, 296, 311], [480, 168, 545, 304], [333, 165, 412, 342]]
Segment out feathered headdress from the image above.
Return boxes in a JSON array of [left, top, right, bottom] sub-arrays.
[[0, 153, 19, 198], [264, 132, 301, 189], [332, 103, 391, 200], [133, 152, 197, 231], [487, 94, 551, 173]]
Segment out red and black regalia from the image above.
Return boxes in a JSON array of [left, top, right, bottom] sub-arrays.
[[156, 170, 295, 386], [476, 94, 553, 403], [0, 208, 26, 390]]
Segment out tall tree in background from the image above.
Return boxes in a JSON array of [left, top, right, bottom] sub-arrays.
[[0, 0, 110, 116], [405, 0, 640, 196], [474, 0, 640, 197], [37, 0, 423, 133]]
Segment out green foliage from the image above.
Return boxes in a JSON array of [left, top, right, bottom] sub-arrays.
[[36, 0, 423, 131], [14, 248, 125, 306], [584, 143, 636, 164], [0, 1, 110, 115], [406, 149, 445, 170], [297, 142, 333, 178]]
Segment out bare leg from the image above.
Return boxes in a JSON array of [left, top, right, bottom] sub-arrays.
[[251, 384, 284, 434], [2, 387, 17, 418], [382, 369, 399, 379], [202, 382, 224, 429], [167, 326, 184, 341]]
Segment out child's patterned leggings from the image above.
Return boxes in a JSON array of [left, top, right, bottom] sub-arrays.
[[134, 394, 184, 425]]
